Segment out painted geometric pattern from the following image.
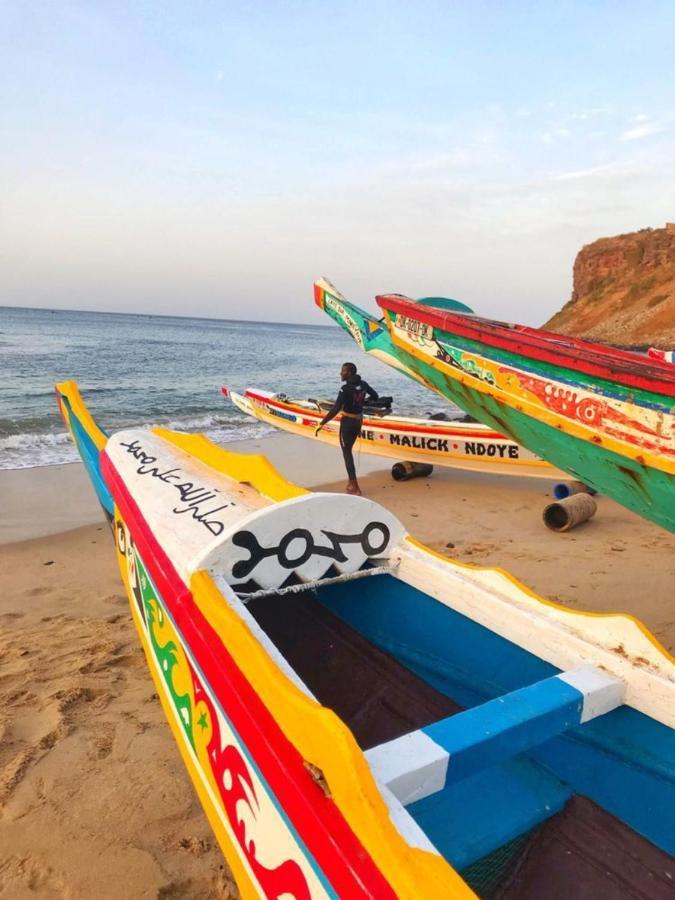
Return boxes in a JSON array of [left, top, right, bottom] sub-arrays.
[[116, 518, 334, 899], [389, 316, 674, 463]]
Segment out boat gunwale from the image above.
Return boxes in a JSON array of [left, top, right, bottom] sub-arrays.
[[376, 294, 675, 397], [242, 387, 514, 439]]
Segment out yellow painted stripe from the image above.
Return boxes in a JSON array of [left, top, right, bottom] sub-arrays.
[[153, 428, 308, 501], [55, 380, 108, 450], [389, 331, 675, 475]]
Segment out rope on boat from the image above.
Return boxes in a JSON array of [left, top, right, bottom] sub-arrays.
[[237, 561, 395, 604]]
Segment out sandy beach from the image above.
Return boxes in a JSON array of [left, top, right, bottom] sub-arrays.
[[1, 432, 673, 897]]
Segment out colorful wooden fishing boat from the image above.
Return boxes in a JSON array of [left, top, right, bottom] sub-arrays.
[[223, 386, 565, 480], [315, 279, 675, 532], [314, 277, 467, 396], [56, 380, 675, 898]]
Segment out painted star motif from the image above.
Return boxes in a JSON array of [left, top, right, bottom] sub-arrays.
[[197, 712, 209, 732]]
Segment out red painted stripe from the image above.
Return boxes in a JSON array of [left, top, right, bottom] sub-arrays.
[[100, 451, 397, 899], [648, 347, 674, 364], [243, 389, 510, 440], [376, 295, 675, 398]]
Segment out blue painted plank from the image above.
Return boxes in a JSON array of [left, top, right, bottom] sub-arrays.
[[408, 756, 570, 869], [423, 676, 584, 784], [63, 397, 114, 515]]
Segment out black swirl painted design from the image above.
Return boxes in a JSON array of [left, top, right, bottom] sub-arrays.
[[230, 522, 390, 581]]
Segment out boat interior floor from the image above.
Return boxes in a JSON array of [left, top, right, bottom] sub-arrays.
[[247, 588, 462, 750], [494, 795, 674, 900], [246, 589, 675, 898]]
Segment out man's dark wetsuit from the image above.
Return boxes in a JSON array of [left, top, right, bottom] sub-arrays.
[[321, 375, 378, 480]]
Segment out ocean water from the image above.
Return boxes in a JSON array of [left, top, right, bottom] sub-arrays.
[[0, 306, 457, 470]]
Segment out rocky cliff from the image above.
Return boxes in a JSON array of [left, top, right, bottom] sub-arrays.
[[545, 224, 675, 347]]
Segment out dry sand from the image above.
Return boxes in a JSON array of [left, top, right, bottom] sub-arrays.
[[1, 434, 673, 897], [0, 524, 235, 899]]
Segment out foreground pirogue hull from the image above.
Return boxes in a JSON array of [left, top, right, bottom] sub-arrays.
[[315, 279, 675, 532], [56, 381, 675, 898], [224, 387, 564, 479]]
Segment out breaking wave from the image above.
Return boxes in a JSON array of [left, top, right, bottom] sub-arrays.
[[0, 415, 274, 471]]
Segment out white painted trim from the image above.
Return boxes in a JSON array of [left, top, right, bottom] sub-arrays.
[[366, 731, 449, 806], [557, 666, 625, 723], [201, 493, 406, 590], [394, 541, 675, 728], [374, 782, 441, 854], [107, 428, 406, 589]]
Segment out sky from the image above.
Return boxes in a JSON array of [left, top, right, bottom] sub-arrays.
[[2, 1, 675, 325]]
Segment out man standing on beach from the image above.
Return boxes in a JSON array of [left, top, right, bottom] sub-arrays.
[[315, 362, 378, 496]]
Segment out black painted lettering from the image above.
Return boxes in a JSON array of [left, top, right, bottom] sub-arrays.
[[118, 438, 233, 534]]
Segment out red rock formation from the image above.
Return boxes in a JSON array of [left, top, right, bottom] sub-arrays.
[[545, 224, 675, 347]]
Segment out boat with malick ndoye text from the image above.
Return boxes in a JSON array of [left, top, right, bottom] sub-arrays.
[[223, 386, 566, 480]]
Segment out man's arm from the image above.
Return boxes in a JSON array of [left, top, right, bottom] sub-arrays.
[[363, 381, 379, 401], [316, 390, 344, 432]]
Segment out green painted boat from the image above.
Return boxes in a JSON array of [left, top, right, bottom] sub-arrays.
[[314, 278, 675, 532]]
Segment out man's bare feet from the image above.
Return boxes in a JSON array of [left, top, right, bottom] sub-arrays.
[[345, 480, 362, 496]]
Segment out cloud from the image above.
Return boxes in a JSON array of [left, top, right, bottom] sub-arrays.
[[569, 107, 610, 121], [549, 161, 633, 182], [621, 123, 662, 141]]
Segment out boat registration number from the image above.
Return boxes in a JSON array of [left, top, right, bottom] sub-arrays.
[[395, 314, 433, 340]]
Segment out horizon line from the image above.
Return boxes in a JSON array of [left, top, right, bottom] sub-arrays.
[[0, 303, 336, 330]]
